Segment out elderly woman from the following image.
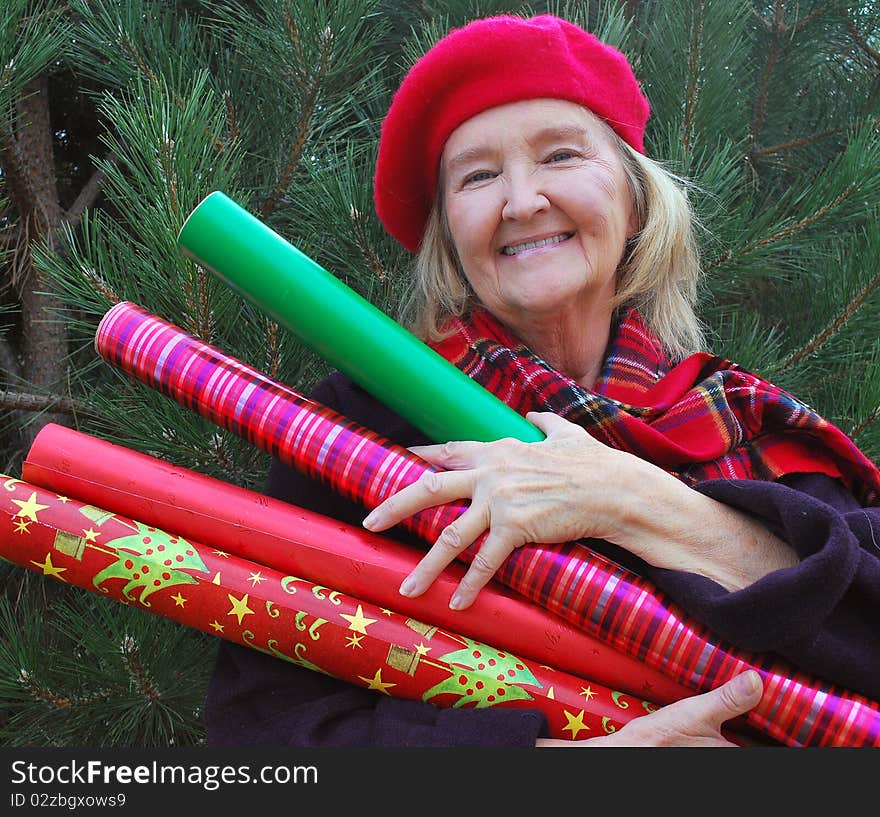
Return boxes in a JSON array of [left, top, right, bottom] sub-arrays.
[[205, 14, 880, 748]]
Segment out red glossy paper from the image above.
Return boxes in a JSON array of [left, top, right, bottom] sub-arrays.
[[0, 473, 645, 740], [23, 422, 689, 706]]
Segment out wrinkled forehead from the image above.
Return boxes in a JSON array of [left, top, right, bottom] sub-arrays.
[[439, 99, 618, 170]]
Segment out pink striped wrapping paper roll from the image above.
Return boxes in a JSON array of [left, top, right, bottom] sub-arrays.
[[94, 301, 880, 747]]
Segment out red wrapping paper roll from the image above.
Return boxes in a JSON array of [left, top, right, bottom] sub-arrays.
[[93, 301, 880, 746], [23, 422, 690, 707], [0, 474, 645, 740]]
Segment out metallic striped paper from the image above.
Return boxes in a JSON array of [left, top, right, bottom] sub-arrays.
[[94, 301, 880, 747]]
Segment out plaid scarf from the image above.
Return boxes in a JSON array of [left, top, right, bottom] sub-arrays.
[[430, 307, 880, 507]]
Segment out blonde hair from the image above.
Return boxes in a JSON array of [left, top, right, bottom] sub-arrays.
[[398, 128, 707, 361]]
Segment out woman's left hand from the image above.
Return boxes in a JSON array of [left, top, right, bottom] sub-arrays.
[[363, 411, 642, 610]]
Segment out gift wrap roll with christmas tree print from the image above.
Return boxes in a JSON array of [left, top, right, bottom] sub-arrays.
[[24, 421, 693, 709], [0, 474, 645, 740], [93, 302, 880, 747], [176, 190, 544, 446]]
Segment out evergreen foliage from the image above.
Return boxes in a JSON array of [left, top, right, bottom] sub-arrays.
[[0, 0, 878, 746]]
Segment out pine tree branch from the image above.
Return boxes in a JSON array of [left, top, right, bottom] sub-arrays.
[[180, 256, 212, 340], [349, 204, 387, 283], [751, 1, 840, 34], [119, 30, 159, 84], [78, 265, 121, 305], [17, 669, 111, 708], [120, 636, 160, 703], [844, 12, 880, 70], [851, 404, 880, 441], [0, 388, 95, 418], [65, 154, 114, 227], [705, 182, 858, 272], [682, 1, 705, 152], [774, 264, 880, 373], [751, 126, 846, 157], [260, 23, 333, 217], [750, 7, 772, 30], [789, 2, 838, 34], [757, 183, 857, 249], [0, 223, 14, 251], [750, 2, 783, 145], [223, 90, 240, 145]]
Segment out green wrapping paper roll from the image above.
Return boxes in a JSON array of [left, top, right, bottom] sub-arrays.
[[177, 191, 544, 444]]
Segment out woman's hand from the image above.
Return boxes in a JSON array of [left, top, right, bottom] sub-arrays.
[[363, 410, 642, 609], [537, 670, 764, 748], [364, 409, 799, 610]]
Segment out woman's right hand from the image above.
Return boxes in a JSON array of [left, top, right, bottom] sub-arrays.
[[536, 670, 763, 748]]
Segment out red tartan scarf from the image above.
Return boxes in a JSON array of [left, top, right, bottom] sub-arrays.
[[430, 307, 880, 507]]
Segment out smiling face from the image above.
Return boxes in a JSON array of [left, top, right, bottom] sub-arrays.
[[440, 98, 636, 343]]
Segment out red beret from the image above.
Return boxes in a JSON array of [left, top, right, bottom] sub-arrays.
[[373, 14, 650, 253]]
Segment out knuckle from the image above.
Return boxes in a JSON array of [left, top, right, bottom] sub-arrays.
[[470, 550, 500, 575], [501, 436, 527, 456], [420, 470, 444, 495], [436, 524, 465, 553], [457, 573, 484, 596], [440, 441, 459, 461]]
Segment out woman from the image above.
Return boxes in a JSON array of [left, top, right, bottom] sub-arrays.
[[205, 14, 880, 748]]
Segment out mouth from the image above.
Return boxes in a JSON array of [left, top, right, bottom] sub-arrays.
[[500, 232, 574, 256]]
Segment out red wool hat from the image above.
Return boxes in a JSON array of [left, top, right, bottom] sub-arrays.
[[373, 14, 650, 253]]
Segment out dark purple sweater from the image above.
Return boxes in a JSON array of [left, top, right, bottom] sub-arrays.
[[204, 372, 880, 747]]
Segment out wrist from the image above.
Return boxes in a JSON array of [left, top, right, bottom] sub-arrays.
[[610, 458, 798, 590]]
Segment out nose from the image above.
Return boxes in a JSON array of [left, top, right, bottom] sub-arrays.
[[501, 169, 549, 221]]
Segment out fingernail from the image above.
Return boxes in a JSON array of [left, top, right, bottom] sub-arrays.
[[449, 593, 463, 610], [399, 576, 416, 596], [363, 511, 378, 529], [734, 670, 761, 697]]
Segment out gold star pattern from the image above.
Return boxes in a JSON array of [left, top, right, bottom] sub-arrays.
[[13, 518, 31, 534], [580, 686, 597, 700], [380, 608, 394, 616], [30, 552, 67, 580], [227, 593, 255, 625], [82, 528, 100, 543], [209, 620, 224, 633], [414, 642, 431, 656], [358, 668, 396, 695], [56, 495, 71, 503], [213, 549, 230, 558], [11, 492, 50, 522], [345, 633, 364, 649], [546, 686, 556, 700], [562, 709, 590, 740], [339, 604, 377, 635], [247, 571, 266, 586], [171, 592, 187, 607]]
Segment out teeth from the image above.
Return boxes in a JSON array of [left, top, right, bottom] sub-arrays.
[[502, 233, 572, 255]]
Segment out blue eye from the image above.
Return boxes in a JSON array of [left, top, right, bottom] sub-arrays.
[[463, 170, 494, 185], [548, 150, 576, 163]]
